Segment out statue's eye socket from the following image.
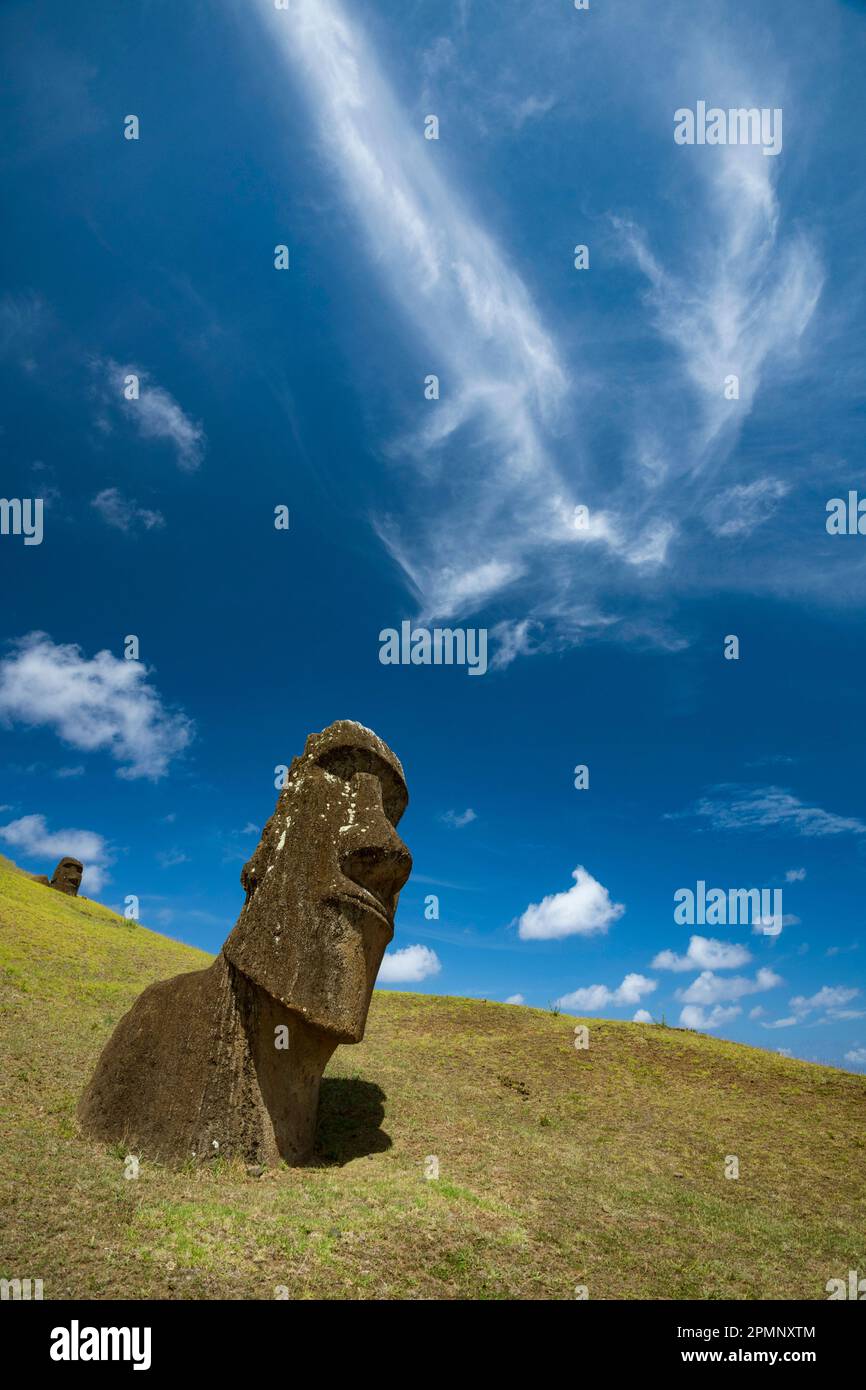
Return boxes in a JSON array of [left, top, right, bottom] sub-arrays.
[[314, 747, 407, 824]]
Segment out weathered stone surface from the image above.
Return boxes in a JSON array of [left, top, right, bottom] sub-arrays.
[[77, 720, 411, 1167], [29, 874, 51, 887], [49, 858, 83, 896]]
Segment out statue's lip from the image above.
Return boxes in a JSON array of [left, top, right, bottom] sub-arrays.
[[334, 888, 393, 930]]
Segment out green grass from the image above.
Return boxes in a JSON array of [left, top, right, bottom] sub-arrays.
[[1, 852, 864, 1300]]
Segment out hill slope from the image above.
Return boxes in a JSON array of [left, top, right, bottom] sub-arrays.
[[0, 854, 863, 1300]]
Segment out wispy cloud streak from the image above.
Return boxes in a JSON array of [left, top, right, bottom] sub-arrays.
[[253, 0, 635, 622], [251, 0, 832, 657]]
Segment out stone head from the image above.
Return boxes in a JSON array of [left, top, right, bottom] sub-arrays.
[[223, 720, 412, 1042], [50, 857, 84, 896]]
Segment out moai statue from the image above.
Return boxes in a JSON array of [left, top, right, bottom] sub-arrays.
[[78, 720, 412, 1167], [50, 858, 83, 896]]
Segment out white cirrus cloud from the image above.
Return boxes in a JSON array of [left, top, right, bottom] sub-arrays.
[[157, 848, 188, 868], [488, 618, 539, 671], [672, 785, 866, 838], [441, 808, 477, 829], [91, 488, 165, 533], [518, 865, 624, 941], [377, 943, 442, 983], [0, 632, 193, 781], [240, 0, 838, 666], [845, 1047, 866, 1066], [0, 291, 49, 367], [785, 867, 806, 882], [612, 131, 822, 455], [702, 478, 790, 538], [93, 358, 205, 472], [511, 93, 557, 129], [557, 973, 656, 1013], [249, 0, 671, 641], [0, 813, 111, 892], [652, 935, 752, 973]]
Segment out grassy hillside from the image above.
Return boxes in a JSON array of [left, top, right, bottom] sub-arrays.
[[1, 853, 863, 1301]]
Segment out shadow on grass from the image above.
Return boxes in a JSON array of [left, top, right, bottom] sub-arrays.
[[314, 1077, 392, 1165]]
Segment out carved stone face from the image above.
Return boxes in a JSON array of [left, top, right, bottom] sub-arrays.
[[51, 857, 83, 896], [223, 721, 412, 1042]]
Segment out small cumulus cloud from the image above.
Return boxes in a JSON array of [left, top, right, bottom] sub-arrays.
[[378, 943, 442, 983], [789, 985, 861, 1019], [678, 968, 782, 1006], [441, 808, 477, 828], [518, 865, 624, 941], [761, 984, 862, 1029], [679, 1004, 742, 1031], [0, 632, 193, 781], [0, 812, 112, 892], [652, 935, 751, 973], [752, 912, 799, 934], [557, 973, 656, 1012]]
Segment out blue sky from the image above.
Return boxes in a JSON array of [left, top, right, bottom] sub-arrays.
[[1, 0, 865, 1070]]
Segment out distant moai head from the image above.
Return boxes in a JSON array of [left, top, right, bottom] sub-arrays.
[[50, 857, 83, 896], [223, 720, 412, 1043]]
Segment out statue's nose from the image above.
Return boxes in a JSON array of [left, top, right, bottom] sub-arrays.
[[338, 774, 412, 905]]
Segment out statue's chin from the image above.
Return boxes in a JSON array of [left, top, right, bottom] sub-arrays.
[[230, 896, 389, 1042], [283, 982, 373, 1044]]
